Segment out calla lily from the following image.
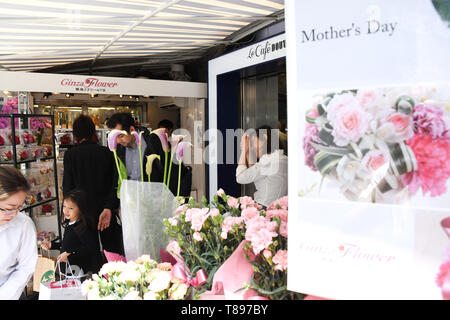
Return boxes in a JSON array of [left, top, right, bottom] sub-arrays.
[[176, 142, 192, 162], [176, 142, 192, 198], [107, 129, 127, 152], [166, 134, 186, 190], [131, 131, 140, 147], [146, 154, 160, 182], [151, 128, 170, 185], [151, 128, 169, 152]]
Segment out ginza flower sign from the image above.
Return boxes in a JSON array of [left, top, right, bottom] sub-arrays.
[[286, 0, 450, 299]]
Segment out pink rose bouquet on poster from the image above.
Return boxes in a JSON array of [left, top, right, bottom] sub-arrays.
[[303, 87, 450, 202]]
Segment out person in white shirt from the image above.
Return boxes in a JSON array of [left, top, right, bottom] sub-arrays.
[[236, 125, 288, 207], [0, 166, 37, 300]]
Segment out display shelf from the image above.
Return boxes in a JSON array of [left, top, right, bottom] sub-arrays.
[[0, 114, 61, 239]]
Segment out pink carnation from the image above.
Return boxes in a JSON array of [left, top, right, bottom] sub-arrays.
[[266, 209, 288, 223], [216, 188, 225, 197], [239, 196, 255, 209], [166, 240, 181, 256], [412, 104, 449, 139], [168, 217, 178, 226], [279, 221, 288, 238], [209, 208, 220, 217], [175, 204, 188, 215], [193, 232, 203, 242], [227, 196, 239, 209], [241, 207, 260, 223], [402, 134, 450, 197], [248, 228, 278, 255], [245, 216, 278, 255], [273, 250, 288, 271], [303, 123, 320, 171], [268, 196, 288, 210], [189, 208, 209, 231], [221, 216, 244, 239]]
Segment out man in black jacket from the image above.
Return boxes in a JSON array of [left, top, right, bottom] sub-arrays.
[[63, 115, 124, 255], [106, 112, 191, 197]]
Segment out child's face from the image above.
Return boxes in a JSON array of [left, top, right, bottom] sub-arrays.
[[63, 198, 80, 222]]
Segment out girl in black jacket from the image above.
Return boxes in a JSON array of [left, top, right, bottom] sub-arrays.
[[41, 189, 103, 274]]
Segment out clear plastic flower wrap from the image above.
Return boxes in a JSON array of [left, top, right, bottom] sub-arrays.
[[120, 180, 178, 262]]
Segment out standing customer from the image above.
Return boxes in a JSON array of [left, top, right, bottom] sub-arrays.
[[0, 167, 37, 300], [63, 115, 124, 256], [236, 125, 288, 207]]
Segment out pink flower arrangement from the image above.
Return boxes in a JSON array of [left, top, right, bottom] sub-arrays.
[[227, 196, 239, 209], [220, 216, 244, 239], [303, 87, 450, 203]]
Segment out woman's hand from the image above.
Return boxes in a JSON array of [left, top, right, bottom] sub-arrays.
[[40, 241, 52, 251], [240, 134, 249, 154], [57, 252, 71, 263]]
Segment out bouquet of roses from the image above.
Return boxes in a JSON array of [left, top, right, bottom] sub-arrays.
[[164, 189, 263, 297], [0, 98, 19, 129], [81, 255, 189, 300], [1, 149, 12, 162], [303, 88, 450, 202]]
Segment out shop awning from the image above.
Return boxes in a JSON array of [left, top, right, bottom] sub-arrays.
[[0, 0, 284, 73]]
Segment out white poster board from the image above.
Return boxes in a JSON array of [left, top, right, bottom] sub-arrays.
[[286, 0, 450, 299]]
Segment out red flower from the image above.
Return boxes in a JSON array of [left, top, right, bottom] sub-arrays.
[[0, 135, 4, 146], [19, 150, 28, 160], [42, 204, 53, 212]]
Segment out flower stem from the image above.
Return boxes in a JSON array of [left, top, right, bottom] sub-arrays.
[[163, 151, 168, 185], [113, 150, 122, 183], [138, 145, 144, 182], [167, 152, 174, 189], [177, 159, 182, 197]]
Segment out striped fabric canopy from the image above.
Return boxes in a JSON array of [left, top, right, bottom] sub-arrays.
[[0, 0, 284, 73]]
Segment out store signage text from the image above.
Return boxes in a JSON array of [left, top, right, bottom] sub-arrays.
[[298, 242, 397, 264], [301, 19, 398, 43], [60, 77, 119, 89], [247, 39, 286, 61]]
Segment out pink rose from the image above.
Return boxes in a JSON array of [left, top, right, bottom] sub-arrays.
[[241, 207, 259, 223], [361, 150, 388, 172], [216, 188, 225, 197], [227, 196, 239, 208], [273, 250, 288, 271], [166, 240, 181, 256], [329, 104, 371, 146], [382, 112, 414, 142], [193, 232, 203, 242]]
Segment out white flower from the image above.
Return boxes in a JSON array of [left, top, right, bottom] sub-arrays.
[[81, 279, 98, 296], [123, 291, 141, 300], [169, 283, 189, 300], [149, 271, 172, 292], [143, 291, 158, 300], [117, 269, 141, 284], [87, 286, 100, 300], [99, 261, 127, 276]]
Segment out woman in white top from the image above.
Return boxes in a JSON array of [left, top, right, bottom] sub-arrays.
[[0, 166, 37, 300], [236, 125, 288, 207]]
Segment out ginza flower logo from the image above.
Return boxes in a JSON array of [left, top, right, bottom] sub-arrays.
[[299, 242, 397, 264], [61, 78, 118, 88]]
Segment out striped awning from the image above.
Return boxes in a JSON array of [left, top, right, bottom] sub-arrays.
[[0, 0, 284, 72]]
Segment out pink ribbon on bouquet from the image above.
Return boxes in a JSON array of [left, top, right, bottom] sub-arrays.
[[439, 217, 450, 300], [172, 262, 207, 287]]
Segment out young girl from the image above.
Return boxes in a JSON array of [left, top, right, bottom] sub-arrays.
[[41, 189, 103, 274]]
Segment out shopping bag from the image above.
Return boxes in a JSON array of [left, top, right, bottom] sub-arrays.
[[33, 251, 56, 292], [38, 261, 86, 300]]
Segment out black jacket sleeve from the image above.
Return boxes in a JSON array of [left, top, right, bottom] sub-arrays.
[[103, 150, 119, 211]]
